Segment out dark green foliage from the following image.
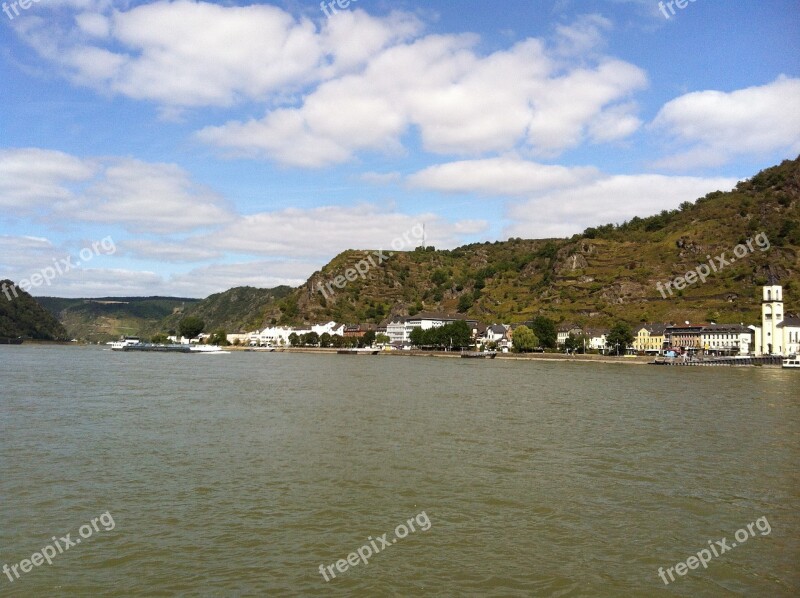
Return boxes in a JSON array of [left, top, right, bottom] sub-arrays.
[[409, 320, 471, 349], [179, 316, 205, 339], [208, 330, 230, 346], [362, 330, 376, 347], [607, 323, 634, 355], [457, 293, 474, 313], [529, 316, 557, 348], [0, 280, 67, 340]]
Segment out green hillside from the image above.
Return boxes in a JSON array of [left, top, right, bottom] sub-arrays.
[[275, 156, 799, 328], [158, 285, 294, 335], [37, 296, 200, 342], [1, 280, 68, 340]]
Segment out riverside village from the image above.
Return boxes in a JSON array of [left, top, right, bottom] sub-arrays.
[[153, 282, 800, 367]]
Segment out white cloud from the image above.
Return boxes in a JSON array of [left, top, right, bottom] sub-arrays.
[[69, 159, 235, 233], [122, 240, 223, 263], [0, 148, 95, 210], [552, 14, 612, 57], [199, 32, 646, 166], [210, 204, 487, 259], [505, 174, 738, 238], [407, 157, 600, 196], [11, 4, 647, 168], [651, 76, 800, 168], [13, 2, 421, 108], [0, 235, 58, 272], [0, 149, 235, 234]]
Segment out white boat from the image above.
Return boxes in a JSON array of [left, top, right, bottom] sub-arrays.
[[109, 337, 141, 351], [782, 357, 800, 369], [189, 345, 230, 354]]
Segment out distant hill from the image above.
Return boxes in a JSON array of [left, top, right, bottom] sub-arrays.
[[37, 296, 200, 342], [158, 286, 295, 335], [277, 156, 799, 328], [0, 280, 68, 340], [38, 286, 294, 342]]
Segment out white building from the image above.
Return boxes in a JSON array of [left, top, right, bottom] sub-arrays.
[[700, 324, 752, 356], [386, 312, 479, 347], [584, 328, 609, 352], [752, 284, 800, 356], [556, 325, 583, 348], [250, 321, 345, 346], [480, 324, 512, 350], [386, 317, 409, 345]]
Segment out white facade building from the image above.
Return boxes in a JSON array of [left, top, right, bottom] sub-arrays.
[[386, 313, 479, 347], [700, 324, 752, 356], [584, 328, 609, 352], [250, 321, 344, 346], [752, 284, 800, 356]]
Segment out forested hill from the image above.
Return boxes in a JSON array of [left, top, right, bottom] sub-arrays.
[[269, 156, 799, 328], [0, 280, 68, 340]]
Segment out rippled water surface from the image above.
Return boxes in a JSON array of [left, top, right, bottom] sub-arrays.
[[1, 345, 798, 596]]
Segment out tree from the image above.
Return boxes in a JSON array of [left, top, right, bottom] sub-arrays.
[[304, 331, 320, 347], [530, 316, 557, 348], [445, 320, 472, 348], [564, 333, 588, 354], [376, 333, 390, 345], [288, 332, 300, 347], [320, 332, 332, 348], [409, 327, 425, 347], [209, 329, 230, 346], [607, 322, 634, 356], [151, 333, 170, 344], [512, 325, 539, 353], [362, 330, 376, 347], [457, 293, 474, 313], [179, 316, 205, 340]]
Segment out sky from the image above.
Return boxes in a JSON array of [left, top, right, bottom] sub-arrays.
[[0, 0, 798, 298]]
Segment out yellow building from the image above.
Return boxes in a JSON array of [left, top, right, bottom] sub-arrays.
[[633, 324, 667, 354]]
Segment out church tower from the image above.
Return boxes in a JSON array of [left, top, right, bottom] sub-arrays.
[[761, 284, 784, 355]]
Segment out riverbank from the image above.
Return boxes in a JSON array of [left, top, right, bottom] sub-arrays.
[[244, 346, 654, 364]]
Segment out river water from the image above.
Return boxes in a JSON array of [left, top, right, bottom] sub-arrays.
[[1, 345, 798, 597]]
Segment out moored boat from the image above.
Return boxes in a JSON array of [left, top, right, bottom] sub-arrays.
[[114, 343, 191, 353], [461, 351, 497, 359], [109, 337, 141, 350], [337, 348, 380, 355], [189, 345, 231, 354], [0, 337, 23, 345], [782, 357, 800, 369]]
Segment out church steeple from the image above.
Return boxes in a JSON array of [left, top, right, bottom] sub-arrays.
[[761, 283, 784, 355]]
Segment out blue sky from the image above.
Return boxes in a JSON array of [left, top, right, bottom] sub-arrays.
[[1, 0, 798, 298]]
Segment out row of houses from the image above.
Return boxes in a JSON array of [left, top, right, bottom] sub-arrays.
[[233, 284, 799, 357], [556, 284, 800, 357]]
